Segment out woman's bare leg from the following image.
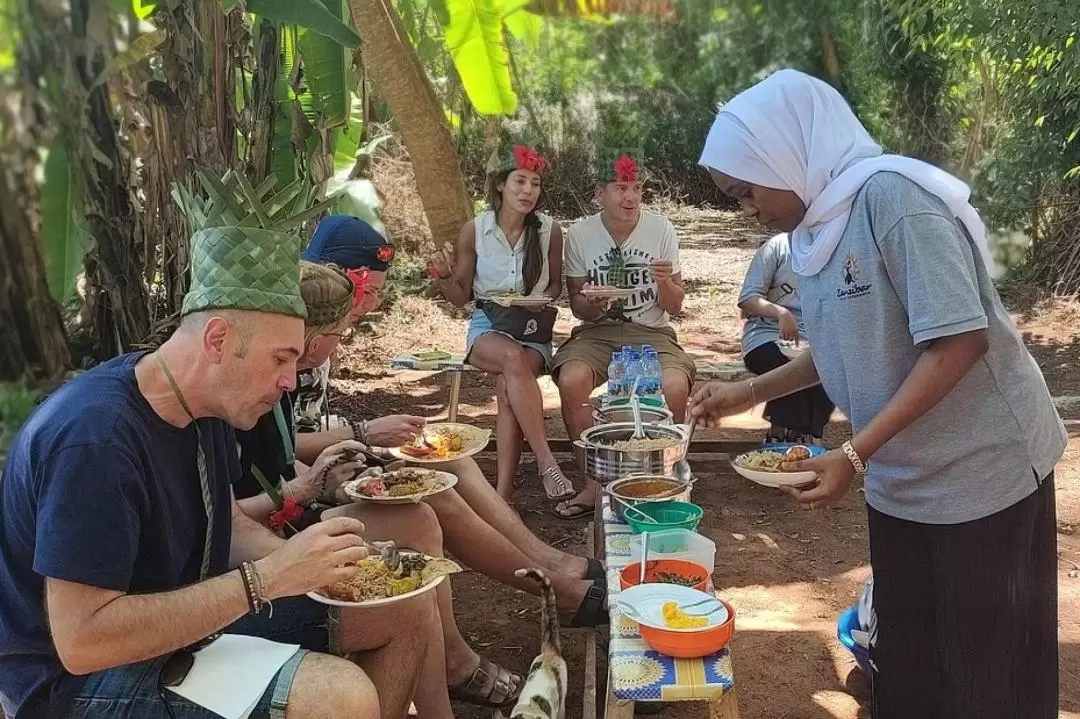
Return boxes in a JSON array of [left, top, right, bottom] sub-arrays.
[[494, 375, 524, 502], [467, 333, 571, 499]]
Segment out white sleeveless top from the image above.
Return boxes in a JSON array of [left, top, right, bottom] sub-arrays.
[[471, 210, 555, 300]]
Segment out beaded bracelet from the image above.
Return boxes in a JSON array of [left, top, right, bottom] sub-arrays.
[[239, 561, 273, 617]]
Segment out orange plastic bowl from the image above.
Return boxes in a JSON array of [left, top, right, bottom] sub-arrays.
[[619, 559, 710, 593], [638, 599, 736, 659]]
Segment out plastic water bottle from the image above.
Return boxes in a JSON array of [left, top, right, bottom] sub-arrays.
[[641, 347, 662, 397], [607, 350, 626, 398], [624, 349, 644, 396]]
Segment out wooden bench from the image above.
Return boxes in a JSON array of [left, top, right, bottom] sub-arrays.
[[388, 353, 753, 423]]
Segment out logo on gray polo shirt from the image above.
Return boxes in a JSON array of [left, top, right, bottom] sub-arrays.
[[838, 252, 872, 299]]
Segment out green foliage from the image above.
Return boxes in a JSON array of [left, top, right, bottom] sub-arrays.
[[41, 137, 90, 305], [441, 0, 520, 115], [0, 384, 41, 460], [244, 0, 360, 48]]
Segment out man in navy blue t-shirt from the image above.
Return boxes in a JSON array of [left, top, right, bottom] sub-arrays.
[[0, 227, 448, 719]]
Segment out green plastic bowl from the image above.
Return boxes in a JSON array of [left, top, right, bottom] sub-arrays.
[[624, 500, 704, 534]]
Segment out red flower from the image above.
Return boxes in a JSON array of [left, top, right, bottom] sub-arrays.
[[428, 264, 442, 279], [512, 145, 547, 173], [376, 244, 395, 264], [269, 498, 304, 531], [613, 154, 639, 183]]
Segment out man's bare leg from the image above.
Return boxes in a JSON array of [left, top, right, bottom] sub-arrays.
[[322, 502, 519, 700], [285, 652, 380, 719], [554, 361, 601, 517], [661, 367, 690, 422], [337, 591, 450, 719], [419, 489, 594, 616], [430, 457, 590, 579]]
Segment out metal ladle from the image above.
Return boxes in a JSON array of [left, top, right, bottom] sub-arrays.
[[672, 418, 697, 485]]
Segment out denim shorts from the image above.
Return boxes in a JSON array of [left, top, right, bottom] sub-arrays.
[[465, 309, 553, 372], [39, 597, 337, 719]]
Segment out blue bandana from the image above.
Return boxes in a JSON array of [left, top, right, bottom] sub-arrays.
[[303, 215, 394, 271]]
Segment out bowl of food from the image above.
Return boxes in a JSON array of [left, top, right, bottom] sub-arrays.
[[605, 475, 692, 522], [617, 584, 736, 658], [731, 443, 826, 488], [574, 422, 687, 484], [623, 500, 703, 534], [618, 558, 711, 593]]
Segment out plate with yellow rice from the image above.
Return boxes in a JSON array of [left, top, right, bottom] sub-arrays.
[[615, 583, 729, 632], [308, 552, 462, 607]]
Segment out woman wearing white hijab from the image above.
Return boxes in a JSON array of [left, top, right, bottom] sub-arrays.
[[691, 69, 1064, 718]]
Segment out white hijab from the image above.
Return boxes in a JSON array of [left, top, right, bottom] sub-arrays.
[[698, 69, 996, 278]]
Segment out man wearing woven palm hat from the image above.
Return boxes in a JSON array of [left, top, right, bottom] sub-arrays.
[[550, 147, 696, 519], [0, 226, 450, 719]]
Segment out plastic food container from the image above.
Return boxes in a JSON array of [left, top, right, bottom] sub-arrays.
[[624, 501, 703, 534], [629, 529, 715, 577], [619, 558, 711, 593]]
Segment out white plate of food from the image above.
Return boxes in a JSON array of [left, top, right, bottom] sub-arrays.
[[580, 285, 635, 300], [308, 551, 462, 607], [776, 340, 808, 360], [616, 583, 729, 632], [388, 423, 491, 463], [488, 293, 553, 308], [731, 443, 824, 488], [342, 468, 457, 504]]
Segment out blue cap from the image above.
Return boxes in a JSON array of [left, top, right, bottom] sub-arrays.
[[302, 215, 395, 271]]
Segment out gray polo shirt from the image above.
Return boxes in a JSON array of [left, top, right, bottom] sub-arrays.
[[800, 172, 1065, 524], [738, 233, 807, 357]]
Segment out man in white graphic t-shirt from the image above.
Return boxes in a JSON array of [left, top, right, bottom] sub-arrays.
[[550, 149, 695, 519]]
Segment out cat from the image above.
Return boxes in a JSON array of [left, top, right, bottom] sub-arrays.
[[500, 568, 568, 719]]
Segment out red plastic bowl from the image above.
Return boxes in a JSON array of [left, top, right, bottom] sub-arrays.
[[619, 559, 711, 593], [638, 598, 736, 659]]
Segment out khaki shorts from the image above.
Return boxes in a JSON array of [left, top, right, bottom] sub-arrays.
[[551, 322, 696, 386]]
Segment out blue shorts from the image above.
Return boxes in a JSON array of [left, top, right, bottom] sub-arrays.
[[465, 309, 553, 372], [38, 597, 336, 719]]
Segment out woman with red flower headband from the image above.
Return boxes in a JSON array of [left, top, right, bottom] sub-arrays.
[[429, 142, 575, 503]]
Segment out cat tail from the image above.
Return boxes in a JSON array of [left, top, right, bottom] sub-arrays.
[[515, 568, 561, 653]]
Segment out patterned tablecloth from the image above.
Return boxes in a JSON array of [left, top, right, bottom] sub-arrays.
[[603, 494, 736, 702]]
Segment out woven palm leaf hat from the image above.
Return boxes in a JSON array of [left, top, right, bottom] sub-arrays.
[[594, 146, 647, 185], [181, 227, 308, 319]]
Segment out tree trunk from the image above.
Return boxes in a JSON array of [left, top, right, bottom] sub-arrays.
[[71, 0, 152, 355], [0, 105, 71, 380], [142, 0, 241, 329], [347, 0, 473, 248]]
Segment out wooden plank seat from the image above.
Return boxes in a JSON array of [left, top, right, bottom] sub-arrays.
[[388, 353, 753, 423]]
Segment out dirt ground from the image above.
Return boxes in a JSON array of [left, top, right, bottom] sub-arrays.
[[331, 206, 1080, 719]]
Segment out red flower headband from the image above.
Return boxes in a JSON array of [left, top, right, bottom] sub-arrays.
[[613, 154, 639, 183], [512, 144, 547, 173]]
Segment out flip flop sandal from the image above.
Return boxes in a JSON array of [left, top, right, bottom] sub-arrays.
[[563, 579, 609, 629], [448, 657, 522, 708], [551, 499, 593, 520], [540, 465, 576, 500]]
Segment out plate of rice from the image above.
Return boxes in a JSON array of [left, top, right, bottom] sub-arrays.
[[342, 468, 457, 505], [308, 553, 462, 607], [731, 443, 826, 487]]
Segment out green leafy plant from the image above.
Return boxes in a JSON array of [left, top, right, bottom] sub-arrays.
[[0, 384, 42, 459]]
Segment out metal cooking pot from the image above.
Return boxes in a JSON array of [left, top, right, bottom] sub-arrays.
[[573, 422, 687, 485], [605, 475, 693, 522], [592, 404, 673, 426]]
